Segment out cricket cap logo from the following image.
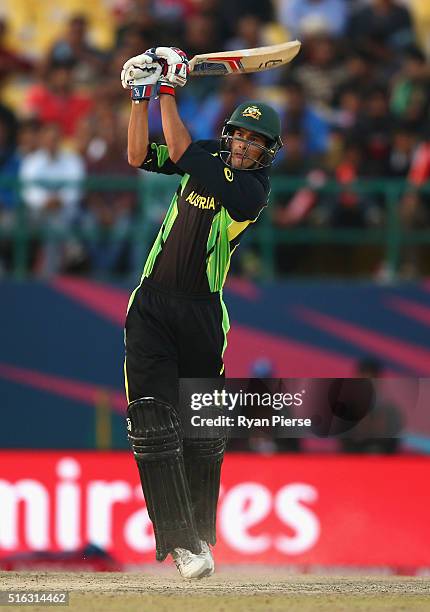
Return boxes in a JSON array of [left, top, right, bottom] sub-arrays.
[[242, 105, 261, 120]]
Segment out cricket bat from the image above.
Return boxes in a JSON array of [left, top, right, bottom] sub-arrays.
[[128, 41, 301, 80], [189, 40, 301, 76]]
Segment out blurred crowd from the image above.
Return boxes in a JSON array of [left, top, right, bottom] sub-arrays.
[[228, 355, 404, 455], [1, 0, 430, 278]]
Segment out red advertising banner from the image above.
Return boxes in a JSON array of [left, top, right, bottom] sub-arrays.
[[0, 452, 429, 568]]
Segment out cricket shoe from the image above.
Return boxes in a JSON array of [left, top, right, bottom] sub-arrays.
[[171, 541, 214, 579], [200, 541, 215, 575]]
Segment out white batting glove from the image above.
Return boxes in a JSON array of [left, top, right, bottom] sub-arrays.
[[121, 52, 162, 101], [155, 46, 189, 88]]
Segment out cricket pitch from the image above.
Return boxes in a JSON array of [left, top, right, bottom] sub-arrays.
[[1, 569, 429, 611]]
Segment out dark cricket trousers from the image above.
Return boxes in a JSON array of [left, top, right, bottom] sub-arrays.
[[124, 278, 227, 408]]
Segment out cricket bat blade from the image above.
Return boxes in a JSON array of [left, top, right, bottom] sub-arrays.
[[189, 40, 301, 76]]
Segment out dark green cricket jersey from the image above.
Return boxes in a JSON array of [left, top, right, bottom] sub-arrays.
[[139, 139, 270, 294]]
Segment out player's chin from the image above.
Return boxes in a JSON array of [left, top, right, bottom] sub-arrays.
[[231, 155, 247, 169]]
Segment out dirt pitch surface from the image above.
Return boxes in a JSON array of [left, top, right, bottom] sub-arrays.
[[1, 569, 429, 612]]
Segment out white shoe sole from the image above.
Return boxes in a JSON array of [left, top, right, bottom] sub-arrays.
[[177, 563, 213, 580]]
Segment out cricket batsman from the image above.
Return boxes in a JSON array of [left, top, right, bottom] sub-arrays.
[[121, 46, 282, 579]]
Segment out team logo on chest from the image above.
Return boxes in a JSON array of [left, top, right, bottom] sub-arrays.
[[185, 190, 216, 210], [224, 167, 233, 182]]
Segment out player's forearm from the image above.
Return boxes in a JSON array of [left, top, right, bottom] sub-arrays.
[[160, 95, 191, 163], [128, 101, 149, 167]]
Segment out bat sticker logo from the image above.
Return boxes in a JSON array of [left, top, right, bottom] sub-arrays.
[[224, 167, 234, 182], [192, 62, 229, 75], [258, 59, 282, 69], [242, 105, 262, 120]]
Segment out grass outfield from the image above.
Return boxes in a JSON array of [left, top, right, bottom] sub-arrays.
[[0, 570, 429, 611]]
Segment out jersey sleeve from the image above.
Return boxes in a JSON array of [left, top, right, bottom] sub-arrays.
[[139, 142, 185, 176], [175, 141, 269, 221]]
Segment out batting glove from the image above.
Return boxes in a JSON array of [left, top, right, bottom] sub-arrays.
[[121, 52, 162, 101], [154, 46, 189, 96]]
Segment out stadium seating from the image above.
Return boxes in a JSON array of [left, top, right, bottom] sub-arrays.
[[2, 0, 115, 59]]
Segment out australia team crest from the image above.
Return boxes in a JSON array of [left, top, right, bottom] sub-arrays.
[[242, 105, 262, 120]]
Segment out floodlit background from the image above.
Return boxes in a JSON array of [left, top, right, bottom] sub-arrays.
[[0, 0, 429, 574]]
